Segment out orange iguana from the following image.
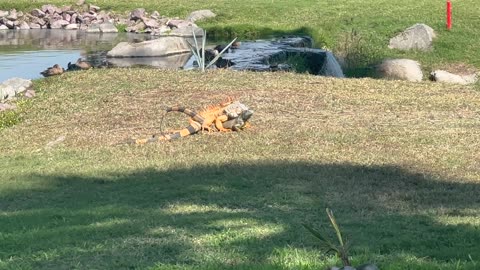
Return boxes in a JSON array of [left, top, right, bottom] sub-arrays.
[[129, 99, 253, 144]]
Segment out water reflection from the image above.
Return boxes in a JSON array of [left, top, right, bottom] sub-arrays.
[[0, 29, 192, 82]]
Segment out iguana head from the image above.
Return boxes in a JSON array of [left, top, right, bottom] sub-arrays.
[[223, 101, 254, 131]]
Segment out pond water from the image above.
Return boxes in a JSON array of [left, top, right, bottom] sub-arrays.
[[0, 29, 162, 82], [0, 30, 343, 83]]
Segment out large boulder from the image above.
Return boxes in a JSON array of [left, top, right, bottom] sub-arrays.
[[107, 36, 191, 57], [430, 70, 478, 85], [0, 77, 32, 101], [186, 10, 216, 22], [389, 24, 436, 51], [376, 59, 423, 82]]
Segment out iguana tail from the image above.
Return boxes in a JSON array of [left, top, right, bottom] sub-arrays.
[[130, 106, 205, 145], [165, 106, 205, 123]]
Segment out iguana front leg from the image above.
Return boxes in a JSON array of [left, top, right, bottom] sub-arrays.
[[215, 114, 231, 132]]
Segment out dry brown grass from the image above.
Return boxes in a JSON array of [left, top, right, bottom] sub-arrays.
[[2, 68, 479, 182]]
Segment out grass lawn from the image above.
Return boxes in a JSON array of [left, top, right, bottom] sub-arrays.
[[0, 69, 479, 269], [1, 0, 480, 269]]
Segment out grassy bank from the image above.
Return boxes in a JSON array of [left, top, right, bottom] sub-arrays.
[[0, 69, 479, 269], [2, 0, 480, 75]]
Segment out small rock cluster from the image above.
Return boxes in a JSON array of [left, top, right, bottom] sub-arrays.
[[376, 24, 478, 84], [0, 78, 35, 112], [0, 4, 117, 32], [0, 4, 214, 35]]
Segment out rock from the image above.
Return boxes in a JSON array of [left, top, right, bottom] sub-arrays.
[[376, 59, 423, 82], [4, 20, 14, 29], [340, 267, 357, 270], [50, 19, 70, 29], [89, 5, 101, 12], [0, 103, 16, 111], [389, 23, 436, 51], [99, 22, 118, 33], [86, 23, 101, 32], [142, 17, 159, 28], [70, 13, 78, 24], [167, 19, 194, 29], [151, 25, 171, 35], [186, 9, 216, 22], [65, 23, 79, 30], [0, 78, 32, 101], [18, 21, 30, 30], [151, 11, 160, 19], [356, 264, 379, 270], [107, 36, 191, 57], [6, 9, 17, 20], [32, 17, 47, 26], [126, 21, 146, 33], [169, 25, 204, 37], [0, 10, 9, 17], [31, 8, 46, 18], [430, 70, 478, 85], [63, 13, 71, 22], [0, 25, 8, 30], [76, 0, 85, 6], [130, 8, 145, 20], [25, 89, 36, 98], [29, 23, 41, 29], [42, 5, 57, 15]]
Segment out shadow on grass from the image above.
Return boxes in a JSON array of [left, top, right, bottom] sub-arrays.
[[1, 162, 479, 269]]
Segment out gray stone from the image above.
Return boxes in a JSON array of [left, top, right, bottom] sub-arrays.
[[50, 19, 70, 29], [31, 8, 46, 18], [6, 9, 17, 20], [340, 267, 357, 270], [65, 23, 79, 30], [32, 17, 47, 26], [42, 5, 56, 15], [430, 70, 478, 85], [0, 25, 8, 30], [0, 78, 32, 101], [70, 13, 78, 24], [389, 23, 436, 51], [25, 89, 36, 98], [4, 20, 14, 29], [63, 13, 71, 22], [376, 59, 423, 82], [107, 36, 191, 57], [86, 23, 101, 32], [167, 19, 194, 29], [356, 264, 379, 270], [76, 0, 85, 6], [99, 22, 118, 33], [0, 103, 16, 111], [89, 5, 101, 12], [126, 21, 146, 33], [18, 21, 30, 30], [29, 23, 41, 29], [142, 17, 159, 28], [151, 11, 160, 19], [0, 10, 8, 18], [130, 8, 145, 20], [169, 25, 204, 37], [186, 10, 216, 22]]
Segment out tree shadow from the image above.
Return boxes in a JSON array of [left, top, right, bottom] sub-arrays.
[[1, 162, 479, 269]]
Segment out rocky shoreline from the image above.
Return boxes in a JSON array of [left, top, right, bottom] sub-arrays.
[[0, 4, 212, 36]]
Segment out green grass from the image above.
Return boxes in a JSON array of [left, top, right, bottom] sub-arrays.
[[0, 69, 479, 269], [1, 0, 480, 74]]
